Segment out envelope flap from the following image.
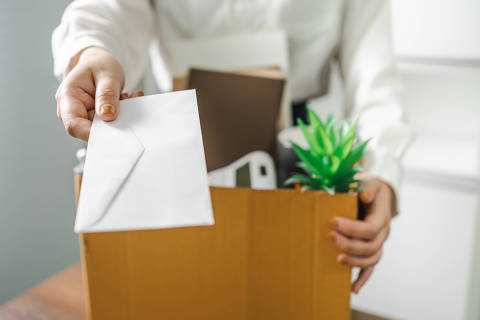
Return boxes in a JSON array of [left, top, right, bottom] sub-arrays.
[[75, 118, 145, 232]]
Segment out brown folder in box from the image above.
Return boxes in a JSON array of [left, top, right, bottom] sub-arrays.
[[187, 68, 285, 171], [80, 187, 356, 320]]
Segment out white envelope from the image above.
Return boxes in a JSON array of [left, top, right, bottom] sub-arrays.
[[74, 90, 214, 233]]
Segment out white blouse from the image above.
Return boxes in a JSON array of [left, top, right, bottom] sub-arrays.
[[52, 0, 413, 195]]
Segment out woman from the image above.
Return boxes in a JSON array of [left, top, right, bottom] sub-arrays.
[[52, 0, 413, 293]]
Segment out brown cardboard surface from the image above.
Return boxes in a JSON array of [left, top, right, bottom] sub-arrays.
[[81, 187, 357, 320], [173, 76, 189, 91], [187, 69, 285, 171]]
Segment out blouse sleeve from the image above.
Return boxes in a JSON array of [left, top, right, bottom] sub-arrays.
[[339, 0, 414, 197], [52, 0, 155, 91]]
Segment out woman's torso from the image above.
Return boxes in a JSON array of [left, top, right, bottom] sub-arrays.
[[153, 0, 345, 101]]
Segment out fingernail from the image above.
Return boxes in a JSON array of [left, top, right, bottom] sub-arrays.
[[100, 104, 114, 115], [330, 218, 339, 230], [353, 285, 360, 294], [326, 233, 336, 245], [337, 254, 348, 265], [136, 90, 144, 96]]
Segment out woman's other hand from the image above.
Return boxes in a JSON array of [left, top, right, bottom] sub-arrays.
[[327, 172, 394, 294]]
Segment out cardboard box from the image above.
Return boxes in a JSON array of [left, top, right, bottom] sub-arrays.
[[75, 66, 356, 319], [78, 187, 357, 320]]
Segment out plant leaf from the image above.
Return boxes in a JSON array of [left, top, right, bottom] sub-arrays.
[[330, 155, 341, 174], [321, 185, 335, 195], [284, 174, 314, 186], [340, 135, 355, 159], [344, 119, 359, 142], [307, 108, 323, 128], [350, 186, 364, 192], [291, 142, 321, 175], [287, 114, 370, 194], [330, 125, 340, 150], [295, 161, 309, 173], [319, 155, 332, 177], [301, 185, 312, 192], [315, 125, 333, 154], [334, 178, 364, 189], [331, 167, 363, 184], [325, 114, 334, 128], [326, 116, 335, 141], [339, 139, 370, 172], [297, 118, 323, 155]]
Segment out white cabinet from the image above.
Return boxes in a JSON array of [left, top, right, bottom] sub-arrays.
[[351, 152, 480, 319], [391, 0, 480, 60], [350, 63, 480, 319]]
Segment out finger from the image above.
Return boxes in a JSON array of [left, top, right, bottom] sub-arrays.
[[62, 116, 92, 141], [360, 183, 392, 235], [330, 187, 391, 240], [361, 176, 383, 203], [121, 90, 144, 100], [87, 109, 95, 121], [337, 249, 382, 268], [131, 90, 144, 97], [354, 172, 377, 203], [327, 226, 389, 256], [330, 213, 387, 240], [56, 84, 95, 120], [94, 74, 121, 122], [352, 266, 374, 294], [56, 87, 92, 141]]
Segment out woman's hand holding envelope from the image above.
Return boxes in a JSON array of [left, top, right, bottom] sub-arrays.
[[55, 47, 143, 141]]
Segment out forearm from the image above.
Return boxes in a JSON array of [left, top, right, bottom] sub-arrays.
[[52, 0, 154, 91]]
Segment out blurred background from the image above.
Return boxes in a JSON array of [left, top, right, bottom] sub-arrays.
[[0, 0, 82, 304], [0, 0, 479, 319]]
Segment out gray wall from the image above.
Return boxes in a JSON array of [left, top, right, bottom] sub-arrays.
[[0, 0, 82, 303]]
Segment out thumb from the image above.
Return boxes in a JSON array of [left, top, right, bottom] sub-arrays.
[[94, 74, 122, 122]]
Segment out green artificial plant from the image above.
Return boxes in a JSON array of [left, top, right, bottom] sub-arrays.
[[285, 109, 370, 194]]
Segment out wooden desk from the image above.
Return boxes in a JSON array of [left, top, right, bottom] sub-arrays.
[[0, 264, 387, 320], [0, 264, 86, 320]]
